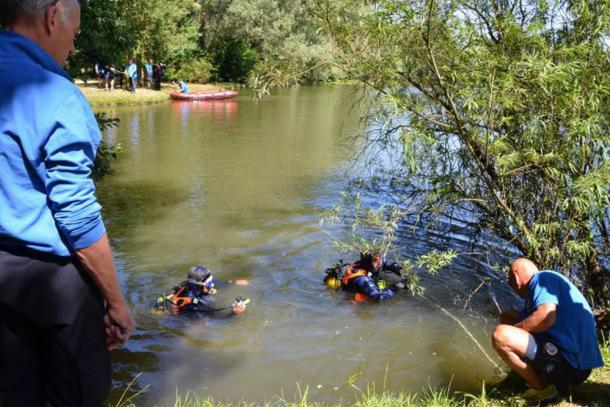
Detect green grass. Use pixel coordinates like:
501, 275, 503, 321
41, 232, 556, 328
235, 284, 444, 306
119, 339, 607, 407
78, 81, 228, 108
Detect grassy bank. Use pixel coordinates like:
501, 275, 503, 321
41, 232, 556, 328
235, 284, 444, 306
113, 341, 608, 407
79, 80, 229, 108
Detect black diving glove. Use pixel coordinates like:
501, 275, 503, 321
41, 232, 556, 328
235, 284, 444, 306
384, 262, 404, 275
390, 281, 407, 291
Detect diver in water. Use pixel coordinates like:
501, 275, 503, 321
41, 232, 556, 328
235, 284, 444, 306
157, 265, 249, 317
324, 252, 408, 302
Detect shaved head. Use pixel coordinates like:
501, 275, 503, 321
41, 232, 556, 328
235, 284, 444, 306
508, 258, 539, 297
511, 258, 538, 276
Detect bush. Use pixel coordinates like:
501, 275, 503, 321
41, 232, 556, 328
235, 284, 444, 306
93, 113, 121, 181
165, 58, 213, 83
212, 37, 258, 83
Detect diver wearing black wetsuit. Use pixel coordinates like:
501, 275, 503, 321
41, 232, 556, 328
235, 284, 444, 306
158, 265, 247, 317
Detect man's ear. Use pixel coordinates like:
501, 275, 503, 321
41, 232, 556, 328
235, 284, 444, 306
44, 3, 60, 35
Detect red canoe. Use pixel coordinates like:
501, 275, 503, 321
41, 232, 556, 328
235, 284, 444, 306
170, 89, 238, 101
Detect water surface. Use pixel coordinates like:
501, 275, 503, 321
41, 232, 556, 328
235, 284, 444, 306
97, 86, 510, 405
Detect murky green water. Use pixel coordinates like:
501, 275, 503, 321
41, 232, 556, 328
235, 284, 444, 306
96, 86, 506, 405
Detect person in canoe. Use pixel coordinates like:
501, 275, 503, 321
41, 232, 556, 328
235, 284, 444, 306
175, 79, 190, 94
156, 265, 249, 317
324, 251, 409, 302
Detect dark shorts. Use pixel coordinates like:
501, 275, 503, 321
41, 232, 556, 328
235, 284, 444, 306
0, 247, 110, 407
525, 335, 591, 387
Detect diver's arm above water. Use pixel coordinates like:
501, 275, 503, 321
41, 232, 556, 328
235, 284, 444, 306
189, 295, 248, 318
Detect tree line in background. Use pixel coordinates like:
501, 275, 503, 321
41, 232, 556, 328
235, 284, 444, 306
72, 0, 336, 84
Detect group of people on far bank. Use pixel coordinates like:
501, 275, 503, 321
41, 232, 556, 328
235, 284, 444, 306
95, 59, 166, 92
0, 0, 605, 406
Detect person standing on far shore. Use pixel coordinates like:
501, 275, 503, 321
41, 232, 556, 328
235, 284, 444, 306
127, 58, 138, 92
145, 59, 153, 88
0, 1, 135, 405
104, 63, 115, 91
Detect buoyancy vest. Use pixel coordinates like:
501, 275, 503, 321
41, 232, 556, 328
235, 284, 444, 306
342, 263, 373, 303
165, 284, 206, 313
342, 263, 368, 286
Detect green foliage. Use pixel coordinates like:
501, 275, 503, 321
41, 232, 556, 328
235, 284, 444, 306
165, 58, 213, 83
75, 0, 201, 74
308, 0, 610, 307
321, 192, 404, 258
416, 251, 459, 276
93, 113, 121, 181
74, 0, 135, 71
72, 0, 337, 87
201, 0, 336, 88
211, 37, 258, 82
130, 0, 202, 66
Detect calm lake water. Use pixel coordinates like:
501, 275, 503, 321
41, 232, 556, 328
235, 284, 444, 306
96, 85, 513, 405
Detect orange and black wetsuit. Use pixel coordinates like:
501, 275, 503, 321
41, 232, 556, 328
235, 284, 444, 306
342, 262, 396, 302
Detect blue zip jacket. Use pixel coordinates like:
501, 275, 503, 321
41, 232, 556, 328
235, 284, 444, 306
0, 30, 106, 256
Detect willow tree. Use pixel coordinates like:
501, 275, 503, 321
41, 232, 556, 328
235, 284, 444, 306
303, 0, 610, 307
198, 0, 336, 84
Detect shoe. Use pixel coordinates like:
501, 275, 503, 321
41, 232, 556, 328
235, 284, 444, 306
519, 384, 558, 403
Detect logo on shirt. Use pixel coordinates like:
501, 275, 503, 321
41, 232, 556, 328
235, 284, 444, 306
544, 342, 559, 356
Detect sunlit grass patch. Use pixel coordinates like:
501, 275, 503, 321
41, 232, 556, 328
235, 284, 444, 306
78, 81, 224, 108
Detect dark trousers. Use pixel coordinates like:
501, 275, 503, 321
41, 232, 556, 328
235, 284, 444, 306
0, 247, 110, 407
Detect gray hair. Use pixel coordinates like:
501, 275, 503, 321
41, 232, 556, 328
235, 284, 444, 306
0, 0, 80, 27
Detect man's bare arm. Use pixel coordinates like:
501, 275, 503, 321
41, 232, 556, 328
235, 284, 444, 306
76, 234, 135, 350
514, 303, 556, 333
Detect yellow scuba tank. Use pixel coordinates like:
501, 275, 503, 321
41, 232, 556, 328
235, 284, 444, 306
324, 275, 342, 289
324, 261, 348, 289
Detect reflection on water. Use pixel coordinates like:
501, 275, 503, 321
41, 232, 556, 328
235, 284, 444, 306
96, 86, 506, 406
170, 99, 239, 119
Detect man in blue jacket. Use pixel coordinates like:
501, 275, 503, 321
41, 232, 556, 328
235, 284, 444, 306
492, 258, 604, 402
0, 1, 135, 406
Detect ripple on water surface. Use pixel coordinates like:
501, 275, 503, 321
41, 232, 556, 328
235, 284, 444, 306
97, 86, 508, 405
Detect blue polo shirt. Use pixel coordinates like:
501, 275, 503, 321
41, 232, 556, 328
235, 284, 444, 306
178, 81, 190, 94
523, 270, 604, 370
0, 30, 106, 256
127, 63, 137, 78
